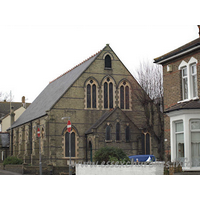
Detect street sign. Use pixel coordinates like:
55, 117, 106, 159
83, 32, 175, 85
37, 127, 40, 137
67, 120, 71, 133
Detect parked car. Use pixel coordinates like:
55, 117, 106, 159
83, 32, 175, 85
129, 155, 156, 162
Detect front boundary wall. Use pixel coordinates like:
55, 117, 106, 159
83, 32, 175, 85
0, 164, 74, 175
1, 163, 166, 175
76, 162, 165, 175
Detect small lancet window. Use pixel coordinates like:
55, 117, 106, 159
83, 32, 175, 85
106, 125, 111, 140
125, 126, 130, 142
116, 122, 120, 141
105, 55, 112, 69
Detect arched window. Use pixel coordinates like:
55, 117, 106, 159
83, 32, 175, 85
116, 122, 120, 141
105, 55, 111, 69
104, 82, 108, 108
65, 131, 76, 157
106, 125, 111, 140
92, 84, 96, 108
87, 84, 91, 108
125, 86, 129, 109
86, 79, 97, 109
119, 81, 130, 110
109, 82, 113, 108
125, 126, 130, 142
103, 77, 115, 109
120, 86, 124, 109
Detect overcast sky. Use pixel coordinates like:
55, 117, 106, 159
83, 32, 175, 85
0, 1, 199, 103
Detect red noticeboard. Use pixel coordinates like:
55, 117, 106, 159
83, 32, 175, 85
37, 128, 40, 137
67, 120, 71, 133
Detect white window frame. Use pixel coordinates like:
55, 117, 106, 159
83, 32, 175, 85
190, 119, 200, 167
182, 67, 188, 100
174, 121, 185, 162
191, 64, 198, 98
178, 57, 198, 102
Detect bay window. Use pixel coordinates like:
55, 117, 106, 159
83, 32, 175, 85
191, 120, 200, 167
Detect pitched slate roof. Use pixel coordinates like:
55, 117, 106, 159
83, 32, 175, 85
154, 37, 200, 64
85, 108, 117, 134
165, 99, 200, 113
0, 102, 29, 119
85, 107, 141, 134
11, 51, 101, 129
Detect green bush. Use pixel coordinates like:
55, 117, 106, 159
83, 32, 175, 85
93, 147, 130, 164
3, 156, 23, 166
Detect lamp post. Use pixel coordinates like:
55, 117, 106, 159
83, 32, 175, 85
62, 117, 72, 175
37, 127, 42, 175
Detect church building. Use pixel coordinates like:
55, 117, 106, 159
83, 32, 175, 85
10, 44, 161, 166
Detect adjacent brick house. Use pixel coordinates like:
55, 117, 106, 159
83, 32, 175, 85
154, 26, 200, 171
10, 44, 161, 166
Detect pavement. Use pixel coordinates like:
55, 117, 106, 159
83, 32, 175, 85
0, 169, 22, 175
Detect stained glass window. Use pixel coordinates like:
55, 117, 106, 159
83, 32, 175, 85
120, 86, 124, 109
104, 82, 108, 108
116, 122, 120, 140
106, 125, 111, 140
109, 82, 113, 108
87, 84, 91, 108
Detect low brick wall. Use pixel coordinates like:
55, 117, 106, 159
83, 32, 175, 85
23, 165, 50, 175
0, 163, 4, 170
1, 164, 74, 175
76, 162, 165, 175
22, 165, 73, 175
4, 165, 23, 174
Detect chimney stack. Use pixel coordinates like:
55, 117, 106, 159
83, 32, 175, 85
198, 25, 200, 37
10, 106, 15, 125
22, 96, 25, 104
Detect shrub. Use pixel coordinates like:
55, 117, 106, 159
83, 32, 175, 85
93, 147, 130, 164
3, 156, 23, 166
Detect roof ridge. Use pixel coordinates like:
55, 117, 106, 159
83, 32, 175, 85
154, 37, 200, 62
49, 50, 102, 84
